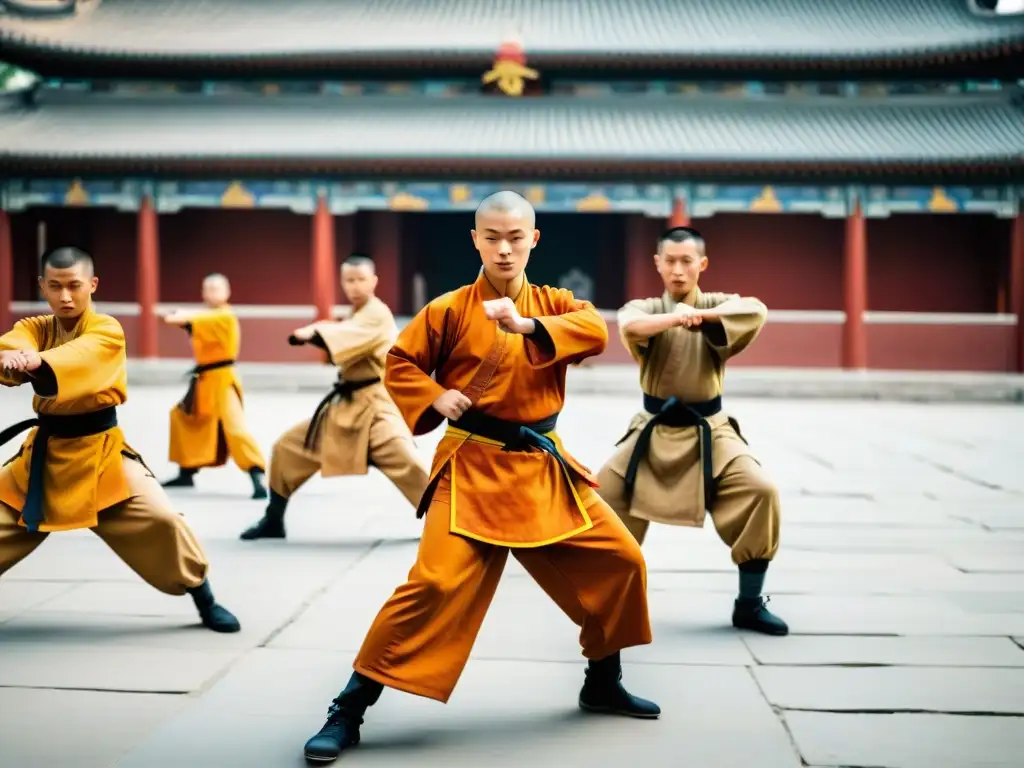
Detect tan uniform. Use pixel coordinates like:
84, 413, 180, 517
269, 297, 428, 505
0, 310, 207, 594
596, 289, 781, 565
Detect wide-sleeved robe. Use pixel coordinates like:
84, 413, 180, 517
168, 306, 265, 472
596, 289, 781, 564
350, 272, 652, 703
0, 309, 133, 531
387, 275, 605, 547
268, 296, 427, 503
0, 308, 207, 593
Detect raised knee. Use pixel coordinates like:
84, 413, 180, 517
752, 476, 780, 507
615, 536, 647, 581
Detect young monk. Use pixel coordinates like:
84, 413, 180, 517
161, 273, 268, 499
240, 254, 429, 540
301, 192, 659, 764
595, 226, 788, 636
0, 247, 240, 633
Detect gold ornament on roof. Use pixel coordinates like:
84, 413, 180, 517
482, 37, 539, 97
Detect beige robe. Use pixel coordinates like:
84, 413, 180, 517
596, 289, 781, 564
269, 297, 428, 505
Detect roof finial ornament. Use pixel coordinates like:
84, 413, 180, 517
482, 30, 539, 97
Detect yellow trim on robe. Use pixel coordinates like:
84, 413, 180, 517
442, 426, 594, 548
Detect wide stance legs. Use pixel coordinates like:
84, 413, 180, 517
0, 457, 240, 633
302, 493, 659, 763
597, 455, 788, 636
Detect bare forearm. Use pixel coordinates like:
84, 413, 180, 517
621, 313, 681, 342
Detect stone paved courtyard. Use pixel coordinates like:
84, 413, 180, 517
1, 385, 1023, 767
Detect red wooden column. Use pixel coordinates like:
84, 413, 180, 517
1010, 211, 1024, 373
668, 195, 689, 229
842, 197, 868, 370
368, 211, 401, 311
311, 194, 336, 321
136, 195, 160, 358
625, 214, 662, 300
0, 210, 12, 332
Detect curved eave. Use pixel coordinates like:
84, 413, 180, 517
2, 156, 1021, 184
3, 43, 1024, 80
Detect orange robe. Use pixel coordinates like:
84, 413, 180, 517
351, 272, 653, 702
0, 308, 134, 531
0, 307, 208, 592
167, 306, 265, 472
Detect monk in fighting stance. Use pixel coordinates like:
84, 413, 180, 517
301, 192, 658, 763
596, 226, 788, 636
0, 247, 240, 633
240, 255, 429, 540
161, 274, 268, 499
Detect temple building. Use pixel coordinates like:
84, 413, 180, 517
0, 0, 1022, 371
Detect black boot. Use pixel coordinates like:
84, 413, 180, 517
303, 672, 383, 763
578, 652, 660, 719
732, 596, 789, 636
249, 468, 268, 500
733, 559, 788, 636
162, 468, 197, 488
187, 580, 241, 633
240, 491, 287, 540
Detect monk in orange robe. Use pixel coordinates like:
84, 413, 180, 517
161, 274, 268, 499
0, 247, 240, 633
301, 192, 658, 764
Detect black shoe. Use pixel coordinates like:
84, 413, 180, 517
162, 471, 196, 488
249, 469, 268, 500
303, 701, 361, 763
187, 581, 241, 633
240, 514, 285, 540
732, 596, 789, 636
578, 653, 660, 719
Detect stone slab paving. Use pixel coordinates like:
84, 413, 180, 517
0, 385, 1022, 767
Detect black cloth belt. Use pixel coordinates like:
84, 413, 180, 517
0, 407, 118, 533
413, 408, 563, 519
178, 359, 235, 416
624, 394, 722, 513
303, 377, 382, 452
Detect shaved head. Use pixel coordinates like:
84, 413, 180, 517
42, 246, 94, 277
658, 226, 706, 257
343, 254, 376, 274
475, 190, 536, 229
202, 273, 231, 307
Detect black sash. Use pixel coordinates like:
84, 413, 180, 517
303, 377, 382, 452
179, 359, 235, 416
624, 394, 722, 513
413, 408, 562, 519
0, 407, 118, 533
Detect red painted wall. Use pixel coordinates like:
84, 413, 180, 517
6, 207, 1018, 372
867, 214, 1009, 312
696, 214, 846, 310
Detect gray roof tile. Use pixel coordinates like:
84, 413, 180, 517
0, 92, 1021, 173
0, 0, 1022, 64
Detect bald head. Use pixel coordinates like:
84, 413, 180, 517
471, 190, 540, 284
202, 273, 231, 307
475, 190, 536, 230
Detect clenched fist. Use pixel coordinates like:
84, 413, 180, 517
0, 349, 42, 372
432, 389, 472, 420
483, 297, 536, 335
673, 303, 704, 329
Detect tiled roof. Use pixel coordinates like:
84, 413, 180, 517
0, 0, 1023, 72
1, 91, 1021, 180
